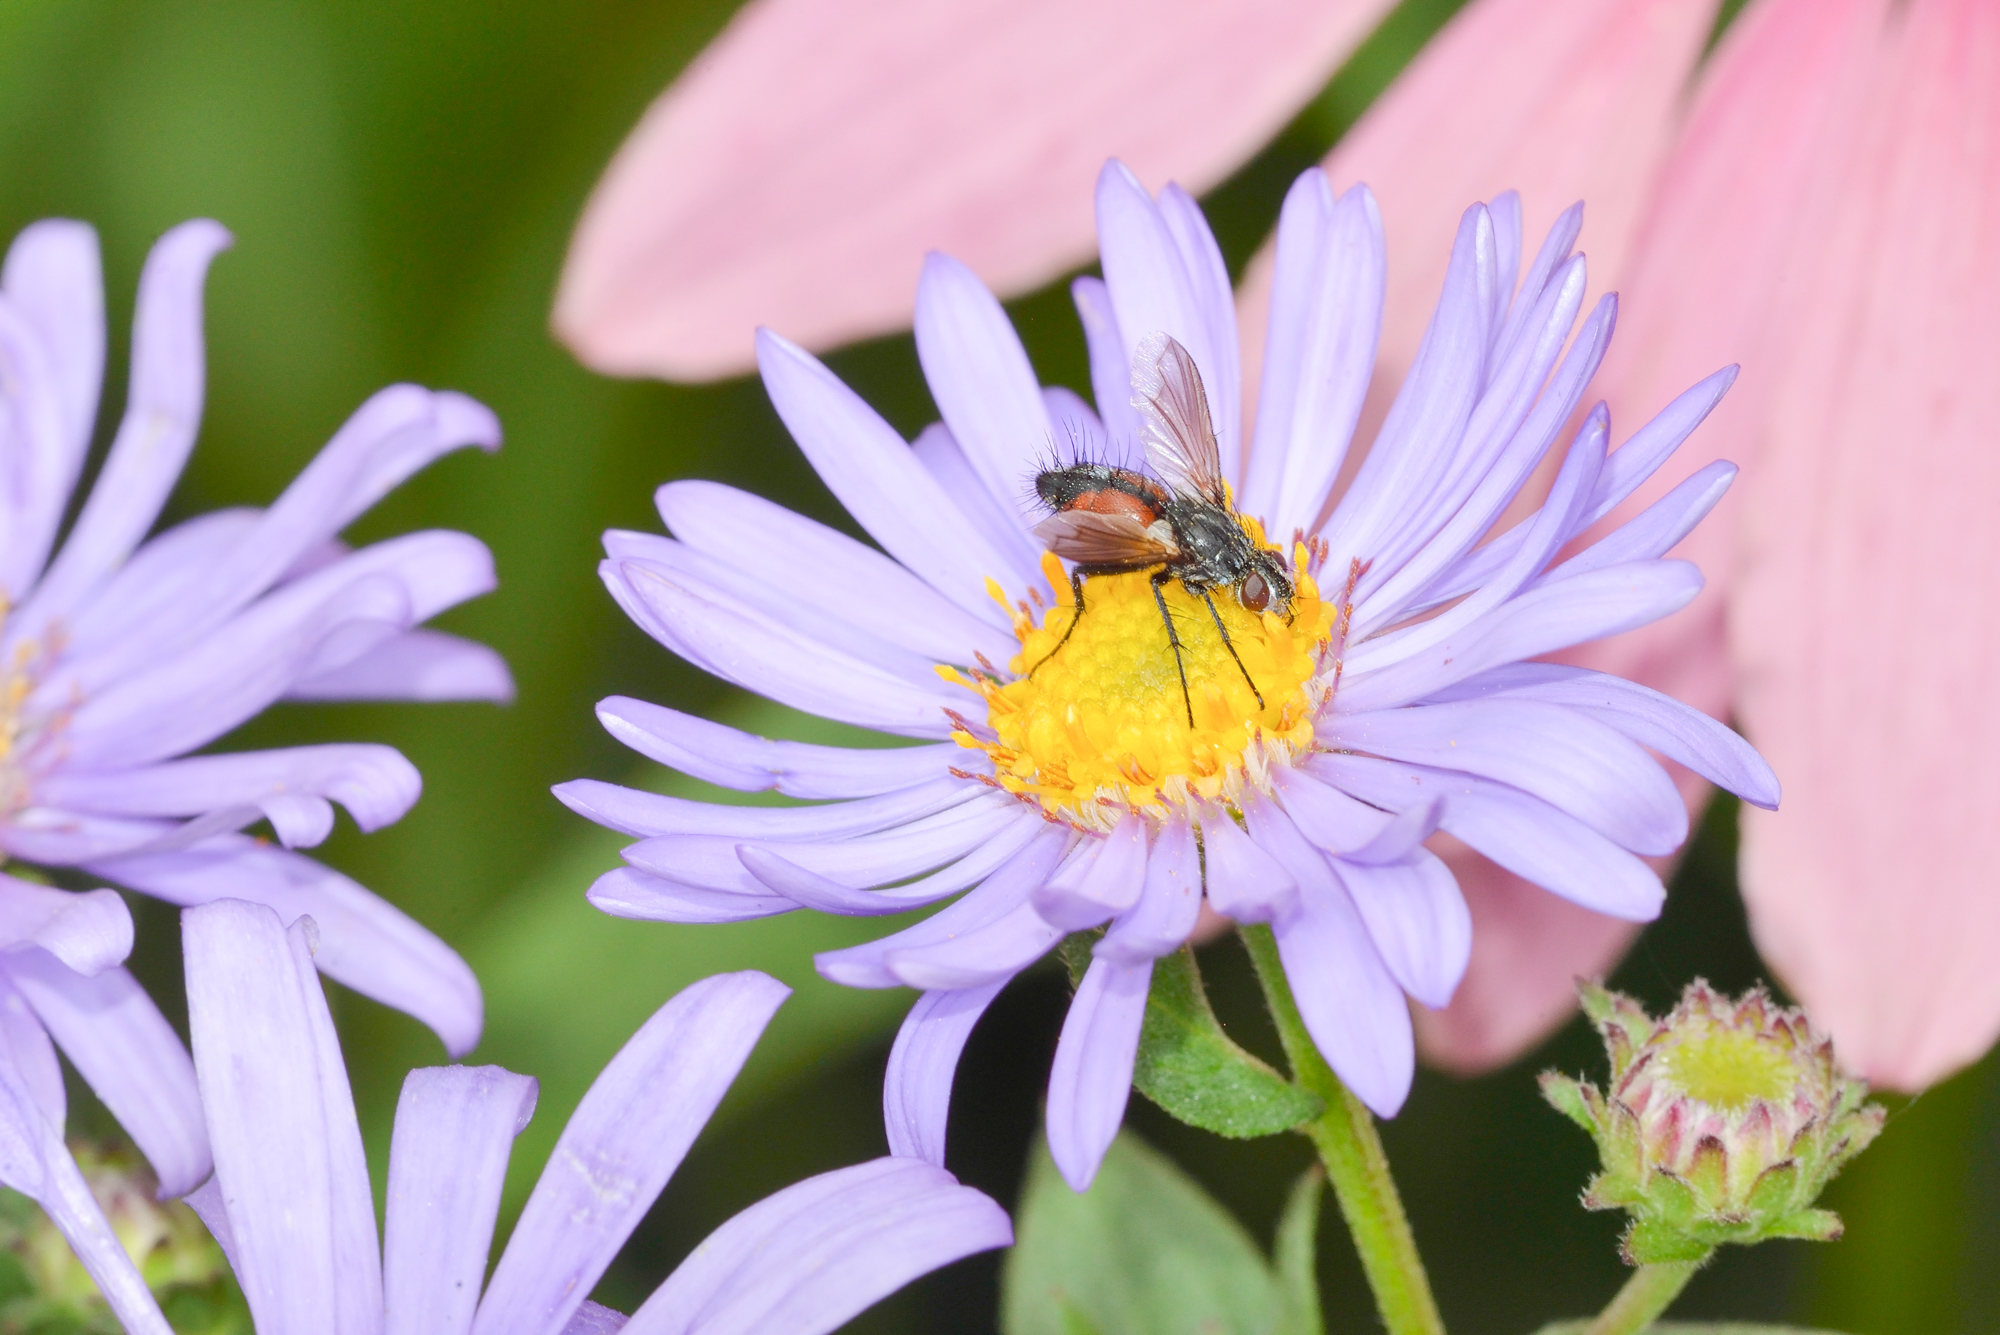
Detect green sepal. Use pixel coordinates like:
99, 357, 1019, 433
1744, 1160, 1802, 1217
1538, 1072, 1596, 1131
1130, 946, 1323, 1139
1621, 1219, 1717, 1266
1059, 932, 1098, 986
1761, 1208, 1844, 1243
1272, 1168, 1325, 1335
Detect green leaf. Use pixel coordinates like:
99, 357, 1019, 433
1002, 1131, 1280, 1335
1130, 946, 1323, 1138
1534, 1324, 1858, 1334
1273, 1167, 1326, 1335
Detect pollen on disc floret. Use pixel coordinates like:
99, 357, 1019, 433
941, 535, 1336, 831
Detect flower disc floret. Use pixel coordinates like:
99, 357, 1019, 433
945, 543, 1334, 828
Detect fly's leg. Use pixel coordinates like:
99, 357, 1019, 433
1151, 569, 1196, 727
1026, 568, 1095, 677
1201, 590, 1267, 710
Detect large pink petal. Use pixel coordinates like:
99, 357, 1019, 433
555, 0, 1396, 381
1731, 0, 2000, 1089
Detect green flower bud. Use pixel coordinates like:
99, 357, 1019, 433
1541, 980, 1885, 1266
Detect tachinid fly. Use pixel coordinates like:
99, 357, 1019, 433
1031, 332, 1295, 725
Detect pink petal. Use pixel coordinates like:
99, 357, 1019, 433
1730, 0, 2000, 1089
555, 0, 1397, 381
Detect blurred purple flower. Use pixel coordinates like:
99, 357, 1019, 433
562, 161, 1776, 1190
73, 898, 1004, 1335
0, 220, 509, 1209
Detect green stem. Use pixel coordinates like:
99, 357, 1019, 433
1240, 924, 1446, 1335
1582, 1262, 1701, 1335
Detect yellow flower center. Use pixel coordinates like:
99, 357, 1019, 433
943, 525, 1337, 830
1659, 1029, 1799, 1111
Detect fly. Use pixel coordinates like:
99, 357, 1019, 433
1030, 332, 1295, 726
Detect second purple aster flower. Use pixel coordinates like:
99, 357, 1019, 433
559, 160, 1779, 1191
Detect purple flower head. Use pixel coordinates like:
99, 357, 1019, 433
562, 161, 1780, 1191
0, 220, 508, 1213
42, 898, 1008, 1335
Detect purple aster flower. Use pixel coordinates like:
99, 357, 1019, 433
0, 219, 508, 1209
38, 897, 1008, 1335
560, 160, 1780, 1191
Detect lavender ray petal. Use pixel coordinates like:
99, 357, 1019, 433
384, 1066, 539, 1335
12, 222, 229, 642
1032, 812, 1146, 932
1328, 851, 1469, 1010
97, 836, 482, 1056
914, 252, 1061, 542
0, 302, 78, 600
909, 422, 1051, 585
0, 972, 63, 1127
1312, 752, 1665, 920
1045, 956, 1151, 1192
815, 830, 1069, 987
287, 629, 515, 703
609, 558, 958, 738
562, 1303, 629, 1334
594, 696, 952, 799
42, 744, 421, 837
50, 509, 256, 667
1272, 892, 1413, 1119
1197, 802, 1297, 923
1156, 184, 1240, 483
1335, 559, 1704, 712
884, 982, 1006, 1164
623, 1158, 1010, 1335
1270, 767, 1394, 855
587, 868, 798, 925
738, 838, 1011, 916
1097, 818, 1200, 963
553, 774, 973, 842
473, 972, 790, 1335
1070, 277, 1142, 460
0, 875, 132, 976
655, 478, 1020, 664
1542, 460, 1736, 584
7, 953, 209, 1196
183, 900, 379, 1335
1491, 202, 1581, 368
1241, 175, 1384, 539
1330, 698, 1687, 855
1485, 191, 1523, 340
1578, 365, 1738, 530
755, 329, 1015, 627
1426, 663, 1779, 809
2, 220, 104, 494
883, 901, 1066, 991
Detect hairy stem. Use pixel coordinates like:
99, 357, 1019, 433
1583, 1262, 1701, 1335
1241, 924, 1446, 1335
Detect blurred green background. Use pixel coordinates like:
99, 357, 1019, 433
2, 0, 1995, 1330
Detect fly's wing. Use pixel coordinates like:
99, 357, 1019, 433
1131, 332, 1227, 506
1032, 510, 1179, 567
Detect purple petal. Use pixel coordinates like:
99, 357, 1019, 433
815, 829, 1069, 988
6, 953, 209, 1197
12, 222, 230, 643
738, 811, 1046, 915
1341, 798, 1443, 867
1241, 175, 1383, 538
563, 1304, 629, 1335
184, 900, 379, 1335
288, 629, 515, 703
1032, 813, 1147, 932
1329, 851, 1469, 1010
884, 901, 1065, 991
1097, 819, 1200, 963
655, 478, 1018, 664
1329, 699, 1686, 855
0, 301, 79, 600
0, 971, 63, 1126
96, 836, 482, 1056
1335, 559, 1704, 713
1491, 202, 1581, 366
0, 1042, 172, 1334
42, 744, 421, 836
587, 868, 797, 925
474, 972, 790, 1335
1045, 956, 1151, 1192
913, 253, 1057, 544
1543, 460, 1736, 583
2, 220, 104, 488
384, 1065, 539, 1335
884, 982, 1006, 1165
1427, 662, 1778, 809
554, 774, 973, 841
0, 875, 132, 976
1270, 767, 1393, 854
1311, 752, 1664, 920
1272, 892, 1412, 1119
1578, 365, 1738, 530
1156, 184, 1240, 484
909, 422, 1051, 585
623, 1157, 1009, 1335
594, 696, 954, 799
1069, 277, 1142, 460
1196, 803, 1296, 923
754, 329, 1017, 627
608, 558, 959, 738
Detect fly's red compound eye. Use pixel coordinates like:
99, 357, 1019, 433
1240, 571, 1270, 613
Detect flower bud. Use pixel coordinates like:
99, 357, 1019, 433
1541, 980, 1884, 1265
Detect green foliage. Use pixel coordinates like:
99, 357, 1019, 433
1003, 1132, 1317, 1335
1131, 947, 1322, 1139
1534, 1325, 1854, 1335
